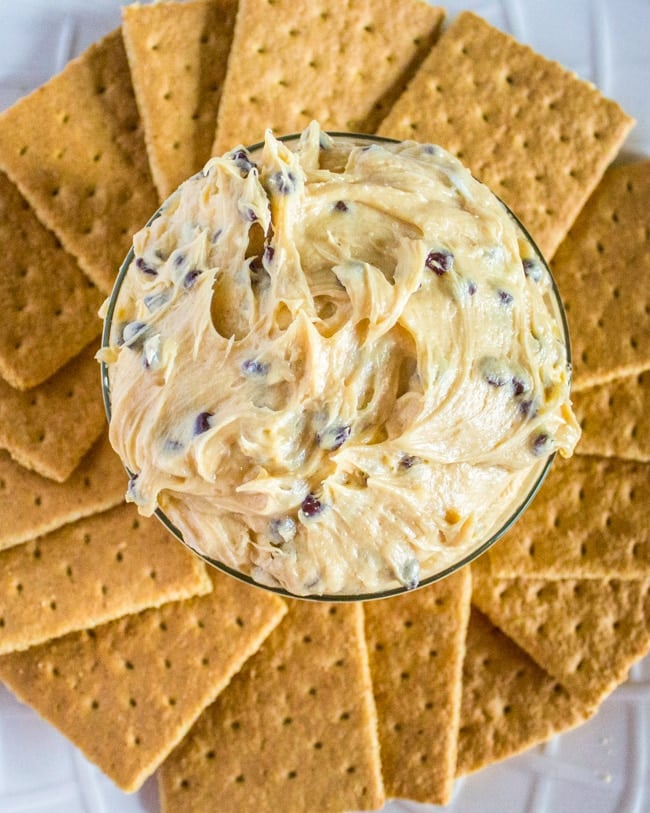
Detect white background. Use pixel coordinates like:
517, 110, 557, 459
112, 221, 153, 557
0, 2, 648, 812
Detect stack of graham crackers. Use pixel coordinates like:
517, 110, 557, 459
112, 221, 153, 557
0, 2, 647, 809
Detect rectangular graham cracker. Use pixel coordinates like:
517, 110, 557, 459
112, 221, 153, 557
0, 502, 211, 655
213, 0, 445, 153
0, 570, 286, 792
551, 161, 650, 390
0, 171, 103, 389
573, 371, 650, 461
487, 454, 650, 579
122, 0, 238, 201
378, 11, 634, 259
0, 340, 106, 482
471, 566, 650, 708
0, 30, 159, 294
457, 608, 592, 776
364, 568, 471, 805
0, 432, 125, 552
158, 601, 385, 813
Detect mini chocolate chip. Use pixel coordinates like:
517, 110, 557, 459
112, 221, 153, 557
241, 359, 269, 376
480, 356, 513, 389
301, 494, 322, 518
194, 412, 213, 435
498, 289, 514, 305
174, 253, 186, 267
399, 454, 420, 470
512, 377, 526, 396
144, 292, 169, 312
212, 228, 223, 244
425, 250, 454, 276
397, 558, 420, 590
127, 473, 139, 500
531, 432, 552, 455
523, 257, 543, 282
519, 399, 534, 417
120, 321, 148, 349
264, 245, 275, 263
468, 281, 477, 296
270, 171, 296, 195
231, 149, 256, 177
269, 517, 296, 546
318, 424, 351, 451
135, 257, 158, 276
164, 438, 184, 453
422, 144, 437, 155
243, 207, 258, 222
334, 200, 348, 212
485, 372, 508, 387
250, 258, 270, 290
183, 268, 202, 288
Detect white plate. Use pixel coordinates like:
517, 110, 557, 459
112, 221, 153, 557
0, 2, 648, 812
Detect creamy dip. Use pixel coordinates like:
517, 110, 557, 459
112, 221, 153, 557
101, 123, 580, 596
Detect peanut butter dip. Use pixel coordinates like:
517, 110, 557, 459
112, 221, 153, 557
101, 123, 580, 596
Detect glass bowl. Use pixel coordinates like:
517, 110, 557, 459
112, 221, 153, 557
101, 131, 572, 603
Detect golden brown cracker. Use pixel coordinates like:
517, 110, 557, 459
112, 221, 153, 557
0, 30, 158, 294
0, 570, 286, 792
378, 11, 634, 259
487, 454, 650, 579
213, 0, 445, 153
0, 341, 105, 482
471, 567, 650, 707
0, 432, 125, 552
573, 371, 650, 461
457, 608, 592, 776
0, 502, 211, 655
123, 0, 238, 201
158, 601, 385, 813
0, 171, 103, 389
551, 161, 650, 390
364, 569, 471, 805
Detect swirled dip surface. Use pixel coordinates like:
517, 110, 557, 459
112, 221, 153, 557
102, 123, 580, 596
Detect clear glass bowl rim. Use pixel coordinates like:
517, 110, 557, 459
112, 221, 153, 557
100, 130, 572, 603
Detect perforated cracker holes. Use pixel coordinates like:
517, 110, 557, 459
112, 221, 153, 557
379, 12, 634, 258
159, 601, 385, 813
471, 572, 650, 707
0, 571, 285, 791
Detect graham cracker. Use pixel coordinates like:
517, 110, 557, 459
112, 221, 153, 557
0, 341, 105, 482
158, 601, 385, 813
0, 502, 211, 655
457, 608, 592, 776
378, 11, 634, 259
122, 0, 238, 201
573, 371, 650, 461
213, 0, 445, 153
0, 432, 125, 552
471, 566, 650, 708
364, 568, 471, 805
0, 30, 158, 294
0, 171, 103, 389
0, 570, 286, 792
551, 161, 650, 390
487, 454, 650, 579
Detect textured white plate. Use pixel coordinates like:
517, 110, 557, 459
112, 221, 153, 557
0, 2, 648, 812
